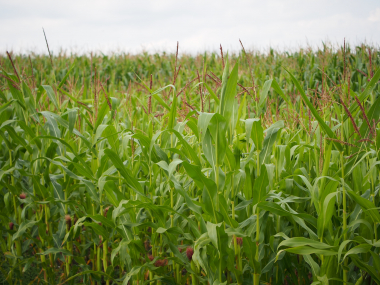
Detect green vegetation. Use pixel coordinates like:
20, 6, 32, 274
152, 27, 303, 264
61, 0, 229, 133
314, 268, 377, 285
0, 42, 380, 285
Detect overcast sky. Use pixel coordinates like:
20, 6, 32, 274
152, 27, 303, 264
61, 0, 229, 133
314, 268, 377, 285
1, 0, 380, 54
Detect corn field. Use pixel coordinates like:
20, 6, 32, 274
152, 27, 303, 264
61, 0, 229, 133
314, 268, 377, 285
0, 42, 380, 285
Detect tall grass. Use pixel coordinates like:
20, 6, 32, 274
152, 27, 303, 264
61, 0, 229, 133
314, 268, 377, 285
0, 42, 380, 285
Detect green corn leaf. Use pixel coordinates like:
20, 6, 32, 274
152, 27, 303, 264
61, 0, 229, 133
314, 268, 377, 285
57, 60, 76, 89
347, 189, 380, 223
218, 194, 238, 228
246, 118, 264, 151
12, 220, 39, 241
67, 108, 77, 135
319, 141, 332, 192
258, 201, 291, 216
62, 270, 118, 285
350, 255, 380, 283
358, 94, 380, 139
271, 79, 292, 106
17, 120, 42, 149
259, 121, 283, 165
152, 93, 170, 111
284, 68, 343, 152
32, 176, 49, 199
219, 60, 238, 126
243, 237, 260, 273
345, 68, 380, 122
89, 214, 116, 229
278, 237, 336, 250
198, 112, 215, 141
168, 92, 177, 129
104, 148, 149, 202
202, 130, 216, 168
94, 100, 110, 132
342, 244, 372, 262
42, 85, 59, 110
162, 235, 189, 265
204, 82, 220, 106
38, 248, 73, 256
172, 180, 202, 215
182, 162, 222, 223
304, 255, 320, 279
83, 222, 109, 239
0, 99, 17, 114
171, 129, 201, 166
207, 113, 228, 167
32, 135, 93, 176
280, 246, 337, 256
3, 125, 33, 154
104, 125, 120, 152
258, 79, 273, 110
156, 226, 184, 235
104, 181, 124, 207
252, 165, 269, 205
317, 191, 337, 236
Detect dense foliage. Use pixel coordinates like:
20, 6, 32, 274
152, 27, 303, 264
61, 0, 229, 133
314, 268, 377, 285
0, 43, 380, 285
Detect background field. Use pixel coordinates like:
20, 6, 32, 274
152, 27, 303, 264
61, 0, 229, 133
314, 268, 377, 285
0, 42, 380, 285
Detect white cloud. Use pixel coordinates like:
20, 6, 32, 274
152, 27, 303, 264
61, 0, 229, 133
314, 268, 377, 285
368, 8, 380, 22
0, 0, 379, 54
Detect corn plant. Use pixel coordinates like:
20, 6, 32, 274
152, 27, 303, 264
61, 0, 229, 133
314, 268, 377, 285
0, 42, 380, 285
